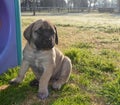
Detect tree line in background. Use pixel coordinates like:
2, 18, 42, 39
21, 0, 120, 13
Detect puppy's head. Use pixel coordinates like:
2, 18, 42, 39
24, 19, 58, 50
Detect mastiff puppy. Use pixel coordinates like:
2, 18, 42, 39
10, 19, 72, 99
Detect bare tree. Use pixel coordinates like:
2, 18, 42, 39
40, 0, 52, 7
118, 0, 120, 12
68, 0, 88, 8
21, 0, 24, 3
40, 0, 66, 7
88, 0, 98, 12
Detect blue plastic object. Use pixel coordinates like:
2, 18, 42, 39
0, 0, 22, 74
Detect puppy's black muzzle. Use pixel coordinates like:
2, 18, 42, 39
35, 37, 55, 50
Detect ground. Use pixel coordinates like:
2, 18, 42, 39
0, 13, 120, 105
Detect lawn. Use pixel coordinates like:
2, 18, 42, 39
0, 13, 120, 105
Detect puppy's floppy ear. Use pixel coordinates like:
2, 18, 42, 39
54, 25, 58, 45
23, 22, 35, 42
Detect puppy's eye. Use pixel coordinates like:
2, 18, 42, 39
35, 29, 43, 34
49, 29, 54, 34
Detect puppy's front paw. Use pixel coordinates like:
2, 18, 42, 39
9, 78, 20, 85
37, 91, 49, 99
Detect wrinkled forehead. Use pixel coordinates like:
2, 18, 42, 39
33, 20, 55, 31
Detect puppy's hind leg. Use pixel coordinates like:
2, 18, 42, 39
52, 57, 72, 90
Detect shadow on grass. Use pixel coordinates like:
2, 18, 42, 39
0, 82, 91, 105
0, 84, 37, 105
0, 82, 67, 105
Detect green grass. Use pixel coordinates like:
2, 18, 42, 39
1, 13, 120, 105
